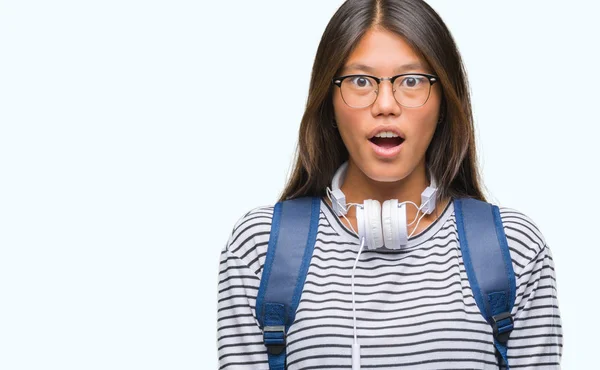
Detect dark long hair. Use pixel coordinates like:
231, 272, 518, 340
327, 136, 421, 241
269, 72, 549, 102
277, 0, 487, 204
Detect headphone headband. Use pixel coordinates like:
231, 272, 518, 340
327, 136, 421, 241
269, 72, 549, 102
329, 160, 438, 217
330, 161, 349, 216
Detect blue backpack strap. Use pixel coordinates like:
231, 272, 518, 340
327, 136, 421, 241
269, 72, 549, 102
454, 197, 517, 369
255, 196, 321, 370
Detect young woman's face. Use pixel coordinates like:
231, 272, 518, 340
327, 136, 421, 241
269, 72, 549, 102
332, 28, 442, 183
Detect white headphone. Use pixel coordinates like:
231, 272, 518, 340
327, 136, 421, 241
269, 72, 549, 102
326, 161, 438, 250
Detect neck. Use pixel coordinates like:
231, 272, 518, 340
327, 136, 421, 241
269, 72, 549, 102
339, 160, 445, 226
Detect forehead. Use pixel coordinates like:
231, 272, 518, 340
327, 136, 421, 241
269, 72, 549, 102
342, 28, 431, 74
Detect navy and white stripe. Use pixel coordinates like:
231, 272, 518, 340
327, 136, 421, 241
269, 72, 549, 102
217, 198, 563, 369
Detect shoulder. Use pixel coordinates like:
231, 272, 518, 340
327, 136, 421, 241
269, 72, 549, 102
224, 203, 275, 277
496, 205, 548, 274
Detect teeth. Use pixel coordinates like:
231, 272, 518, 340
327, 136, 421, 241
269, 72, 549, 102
374, 131, 399, 138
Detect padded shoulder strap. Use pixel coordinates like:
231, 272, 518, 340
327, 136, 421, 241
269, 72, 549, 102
256, 196, 321, 370
454, 197, 517, 369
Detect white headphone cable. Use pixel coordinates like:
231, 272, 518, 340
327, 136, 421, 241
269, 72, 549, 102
351, 235, 365, 370
326, 186, 433, 369
326, 187, 363, 369
326, 187, 361, 237
406, 195, 434, 238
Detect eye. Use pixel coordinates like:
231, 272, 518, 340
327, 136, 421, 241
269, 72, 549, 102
348, 76, 373, 89
399, 75, 425, 88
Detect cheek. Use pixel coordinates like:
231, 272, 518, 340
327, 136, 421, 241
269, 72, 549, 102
332, 87, 367, 126
411, 90, 442, 142
402, 111, 439, 155
333, 91, 361, 138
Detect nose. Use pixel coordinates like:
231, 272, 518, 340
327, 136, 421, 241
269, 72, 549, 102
372, 79, 401, 116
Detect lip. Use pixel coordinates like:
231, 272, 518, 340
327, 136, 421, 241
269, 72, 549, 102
367, 125, 406, 140
369, 139, 403, 158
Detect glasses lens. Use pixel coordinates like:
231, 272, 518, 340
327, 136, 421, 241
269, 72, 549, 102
340, 75, 378, 108
393, 75, 432, 108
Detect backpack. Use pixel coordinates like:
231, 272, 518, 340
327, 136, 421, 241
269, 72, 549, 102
256, 196, 516, 370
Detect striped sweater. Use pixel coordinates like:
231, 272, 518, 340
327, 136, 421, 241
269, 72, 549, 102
217, 197, 563, 369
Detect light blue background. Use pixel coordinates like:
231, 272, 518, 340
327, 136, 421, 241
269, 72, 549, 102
1, 1, 597, 368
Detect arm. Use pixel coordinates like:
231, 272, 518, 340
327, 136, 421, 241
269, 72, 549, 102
504, 244, 563, 369
216, 217, 271, 370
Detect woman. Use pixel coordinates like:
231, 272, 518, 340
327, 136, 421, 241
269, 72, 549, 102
217, 0, 563, 369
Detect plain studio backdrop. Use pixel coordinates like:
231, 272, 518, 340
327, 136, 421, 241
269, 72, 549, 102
0, 0, 598, 369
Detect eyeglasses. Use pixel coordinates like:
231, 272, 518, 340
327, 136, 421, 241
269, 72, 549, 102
332, 73, 439, 109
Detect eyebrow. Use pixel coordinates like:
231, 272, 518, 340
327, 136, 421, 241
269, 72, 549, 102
343, 62, 427, 75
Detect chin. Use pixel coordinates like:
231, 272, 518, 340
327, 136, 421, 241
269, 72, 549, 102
364, 162, 409, 183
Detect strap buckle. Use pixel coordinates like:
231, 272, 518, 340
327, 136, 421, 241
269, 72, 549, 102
263, 325, 286, 355
491, 312, 514, 343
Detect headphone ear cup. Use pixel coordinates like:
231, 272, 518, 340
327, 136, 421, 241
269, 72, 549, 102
363, 199, 383, 249
382, 199, 408, 249
357, 203, 366, 244
382, 199, 399, 250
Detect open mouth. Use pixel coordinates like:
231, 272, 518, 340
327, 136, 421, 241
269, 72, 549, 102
369, 136, 405, 148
